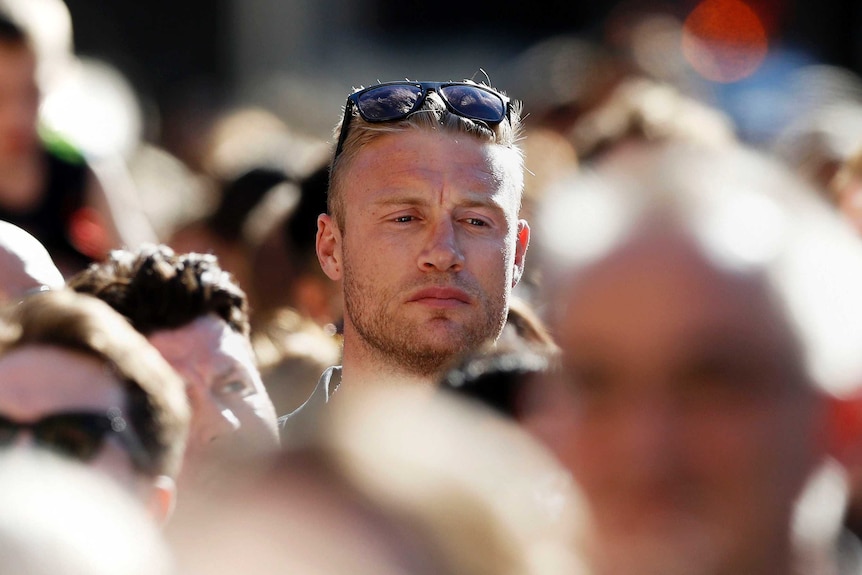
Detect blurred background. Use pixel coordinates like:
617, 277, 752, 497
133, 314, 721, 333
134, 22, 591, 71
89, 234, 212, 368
57, 0, 862, 149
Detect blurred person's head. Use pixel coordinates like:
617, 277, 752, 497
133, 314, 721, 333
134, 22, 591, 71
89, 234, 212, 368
168, 166, 295, 309
502, 34, 625, 135
441, 342, 554, 419
252, 306, 341, 417
252, 157, 343, 329
0, 219, 63, 302
498, 295, 558, 353
170, 384, 587, 575
525, 142, 862, 574
68, 244, 279, 494
0, 449, 173, 575
570, 76, 736, 165
0, 290, 189, 522
318, 80, 530, 387
0, 10, 39, 163
772, 100, 862, 193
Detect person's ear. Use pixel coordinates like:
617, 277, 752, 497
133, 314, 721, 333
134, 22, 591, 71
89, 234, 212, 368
147, 475, 177, 526
512, 220, 530, 287
317, 214, 343, 281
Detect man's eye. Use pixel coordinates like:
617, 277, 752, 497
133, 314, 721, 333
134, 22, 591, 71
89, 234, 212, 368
465, 218, 488, 226
393, 215, 415, 223
219, 380, 251, 395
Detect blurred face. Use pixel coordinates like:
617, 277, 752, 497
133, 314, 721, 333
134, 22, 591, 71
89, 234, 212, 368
0, 345, 144, 490
0, 43, 39, 160
523, 233, 827, 575
321, 130, 528, 377
148, 315, 279, 492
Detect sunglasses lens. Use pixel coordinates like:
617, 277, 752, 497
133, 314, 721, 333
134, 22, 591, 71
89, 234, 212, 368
440, 85, 506, 123
355, 84, 423, 121
36, 414, 108, 461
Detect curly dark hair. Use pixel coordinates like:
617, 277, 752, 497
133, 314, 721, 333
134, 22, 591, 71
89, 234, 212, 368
68, 244, 250, 336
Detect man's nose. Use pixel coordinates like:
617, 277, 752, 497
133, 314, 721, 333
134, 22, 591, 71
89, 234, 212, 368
418, 219, 464, 272
618, 397, 683, 476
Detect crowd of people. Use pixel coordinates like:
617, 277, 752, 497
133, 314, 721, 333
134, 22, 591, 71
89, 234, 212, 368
5, 1, 862, 574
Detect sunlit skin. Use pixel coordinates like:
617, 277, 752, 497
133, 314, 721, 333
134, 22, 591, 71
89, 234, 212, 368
148, 314, 279, 492
0, 346, 151, 493
317, 130, 529, 386
523, 230, 828, 575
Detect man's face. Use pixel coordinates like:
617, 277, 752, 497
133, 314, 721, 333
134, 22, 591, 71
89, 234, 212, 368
148, 314, 279, 491
0, 43, 38, 160
523, 233, 827, 574
324, 129, 528, 376
0, 345, 144, 490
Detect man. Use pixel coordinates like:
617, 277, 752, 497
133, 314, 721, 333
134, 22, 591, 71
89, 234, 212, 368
523, 143, 862, 575
0, 289, 189, 522
69, 244, 280, 493
0, 9, 155, 275
283, 80, 530, 437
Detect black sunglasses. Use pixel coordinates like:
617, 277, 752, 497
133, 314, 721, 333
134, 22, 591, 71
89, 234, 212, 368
0, 408, 151, 471
333, 81, 511, 160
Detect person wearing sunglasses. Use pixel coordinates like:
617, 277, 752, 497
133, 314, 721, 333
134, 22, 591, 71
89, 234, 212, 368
0, 289, 189, 523
281, 80, 530, 442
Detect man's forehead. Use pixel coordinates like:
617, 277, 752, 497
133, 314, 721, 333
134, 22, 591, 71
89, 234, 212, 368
148, 316, 255, 369
0, 345, 126, 415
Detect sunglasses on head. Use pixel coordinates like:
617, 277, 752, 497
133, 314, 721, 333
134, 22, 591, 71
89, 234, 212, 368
0, 408, 151, 471
333, 81, 511, 160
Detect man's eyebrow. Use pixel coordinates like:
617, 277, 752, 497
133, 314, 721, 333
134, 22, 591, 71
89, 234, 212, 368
459, 196, 506, 210
213, 362, 244, 381
371, 194, 427, 207
371, 194, 505, 210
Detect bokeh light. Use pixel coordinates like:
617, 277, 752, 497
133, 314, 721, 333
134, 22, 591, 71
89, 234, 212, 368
681, 0, 768, 83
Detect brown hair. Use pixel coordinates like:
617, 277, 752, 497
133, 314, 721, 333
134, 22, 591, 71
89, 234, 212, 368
69, 243, 250, 337
0, 290, 190, 477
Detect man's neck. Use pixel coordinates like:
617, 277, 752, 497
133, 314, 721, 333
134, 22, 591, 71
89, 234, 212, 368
339, 339, 443, 391
339, 358, 440, 390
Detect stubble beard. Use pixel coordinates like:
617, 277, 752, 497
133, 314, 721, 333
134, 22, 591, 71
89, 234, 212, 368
342, 259, 508, 378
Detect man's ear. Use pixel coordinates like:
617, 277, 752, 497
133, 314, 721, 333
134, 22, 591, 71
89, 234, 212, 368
316, 214, 343, 281
512, 220, 530, 287
147, 475, 176, 526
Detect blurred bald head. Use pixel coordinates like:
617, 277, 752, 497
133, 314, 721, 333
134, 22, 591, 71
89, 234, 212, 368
0, 220, 64, 302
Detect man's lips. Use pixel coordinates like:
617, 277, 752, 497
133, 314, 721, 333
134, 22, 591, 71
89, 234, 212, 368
407, 287, 472, 308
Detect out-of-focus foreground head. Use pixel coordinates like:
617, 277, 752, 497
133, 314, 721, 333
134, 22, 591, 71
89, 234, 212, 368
0, 449, 173, 575
0, 290, 189, 522
68, 244, 280, 494
0, 219, 63, 302
527, 143, 862, 575
170, 386, 589, 575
